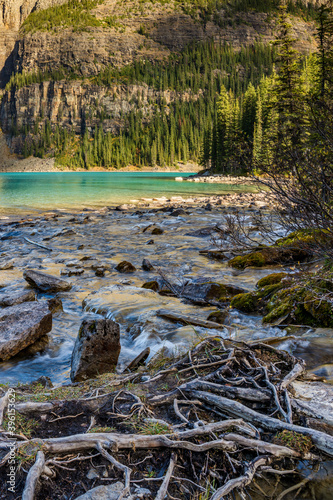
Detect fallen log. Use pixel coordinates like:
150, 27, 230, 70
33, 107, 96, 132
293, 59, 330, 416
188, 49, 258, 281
156, 309, 227, 330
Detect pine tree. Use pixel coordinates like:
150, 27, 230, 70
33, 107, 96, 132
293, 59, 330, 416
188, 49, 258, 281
272, 4, 305, 144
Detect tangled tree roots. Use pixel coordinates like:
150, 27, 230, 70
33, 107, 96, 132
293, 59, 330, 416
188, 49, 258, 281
0, 338, 331, 499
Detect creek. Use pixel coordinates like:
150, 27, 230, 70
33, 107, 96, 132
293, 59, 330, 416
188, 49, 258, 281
0, 199, 332, 386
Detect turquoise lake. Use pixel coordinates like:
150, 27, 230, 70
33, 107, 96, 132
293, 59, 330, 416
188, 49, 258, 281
0, 172, 248, 215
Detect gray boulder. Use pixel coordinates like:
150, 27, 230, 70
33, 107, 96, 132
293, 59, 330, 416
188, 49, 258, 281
0, 289, 35, 307
23, 269, 72, 292
71, 318, 121, 382
0, 302, 52, 361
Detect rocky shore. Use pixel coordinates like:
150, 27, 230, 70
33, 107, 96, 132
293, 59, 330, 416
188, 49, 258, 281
175, 172, 256, 185
0, 194, 332, 499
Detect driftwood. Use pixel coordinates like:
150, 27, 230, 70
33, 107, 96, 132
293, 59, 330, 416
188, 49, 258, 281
191, 390, 333, 456
21, 451, 46, 500
0, 338, 329, 500
210, 456, 271, 500
24, 237, 52, 252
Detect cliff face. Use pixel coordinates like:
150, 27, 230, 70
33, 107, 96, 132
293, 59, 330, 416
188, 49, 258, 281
0, 0, 318, 165
0, 0, 68, 86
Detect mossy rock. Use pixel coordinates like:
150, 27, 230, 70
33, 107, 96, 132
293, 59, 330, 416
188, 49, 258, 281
142, 281, 160, 292
231, 283, 282, 314
228, 251, 267, 269
256, 272, 288, 288
303, 295, 333, 327
228, 230, 323, 270
230, 292, 260, 313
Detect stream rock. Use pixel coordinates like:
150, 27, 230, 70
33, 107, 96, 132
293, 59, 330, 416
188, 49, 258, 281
115, 261, 136, 273
0, 289, 35, 307
70, 318, 121, 382
0, 302, 52, 360
23, 269, 72, 292
142, 259, 154, 271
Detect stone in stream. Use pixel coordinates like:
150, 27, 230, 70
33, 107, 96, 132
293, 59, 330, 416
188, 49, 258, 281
151, 227, 164, 235
169, 208, 187, 217
115, 261, 136, 273
23, 269, 72, 292
0, 260, 14, 270
142, 259, 154, 271
206, 309, 229, 324
0, 302, 52, 361
70, 318, 121, 382
0, 289, 35, 307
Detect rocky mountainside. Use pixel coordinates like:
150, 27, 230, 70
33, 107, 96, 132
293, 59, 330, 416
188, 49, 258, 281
0, 0, 318, 169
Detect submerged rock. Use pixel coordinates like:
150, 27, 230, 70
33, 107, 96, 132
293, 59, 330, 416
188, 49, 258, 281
0, 289, 35, 307
115, 261, 136, 273
70, 318, 121, 382
0, 302, 52, 361
24, 269, 72, 293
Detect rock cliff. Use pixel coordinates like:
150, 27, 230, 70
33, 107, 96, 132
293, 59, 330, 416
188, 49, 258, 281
0, 0, 319, 167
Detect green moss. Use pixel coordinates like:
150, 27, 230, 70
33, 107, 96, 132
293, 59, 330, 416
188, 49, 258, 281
231, 283, 282, 313
228, 252, 267, 270
257, 272, 288, 288
303, 295, 333, 327
230, 292, 259, 313
274, 431, 312, 454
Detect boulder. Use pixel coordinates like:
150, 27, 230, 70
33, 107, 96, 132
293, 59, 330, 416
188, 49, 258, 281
0, 302, 52, 361
23, 269, 72, 293
115, 261, 136, 273
0, 289, 35, 307
70, 318, 121, 382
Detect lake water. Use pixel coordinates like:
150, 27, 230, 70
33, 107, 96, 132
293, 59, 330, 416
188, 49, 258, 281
0, 172, 248, 215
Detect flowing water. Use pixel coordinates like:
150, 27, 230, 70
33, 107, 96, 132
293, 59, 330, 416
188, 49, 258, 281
0, 194, 332, 386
